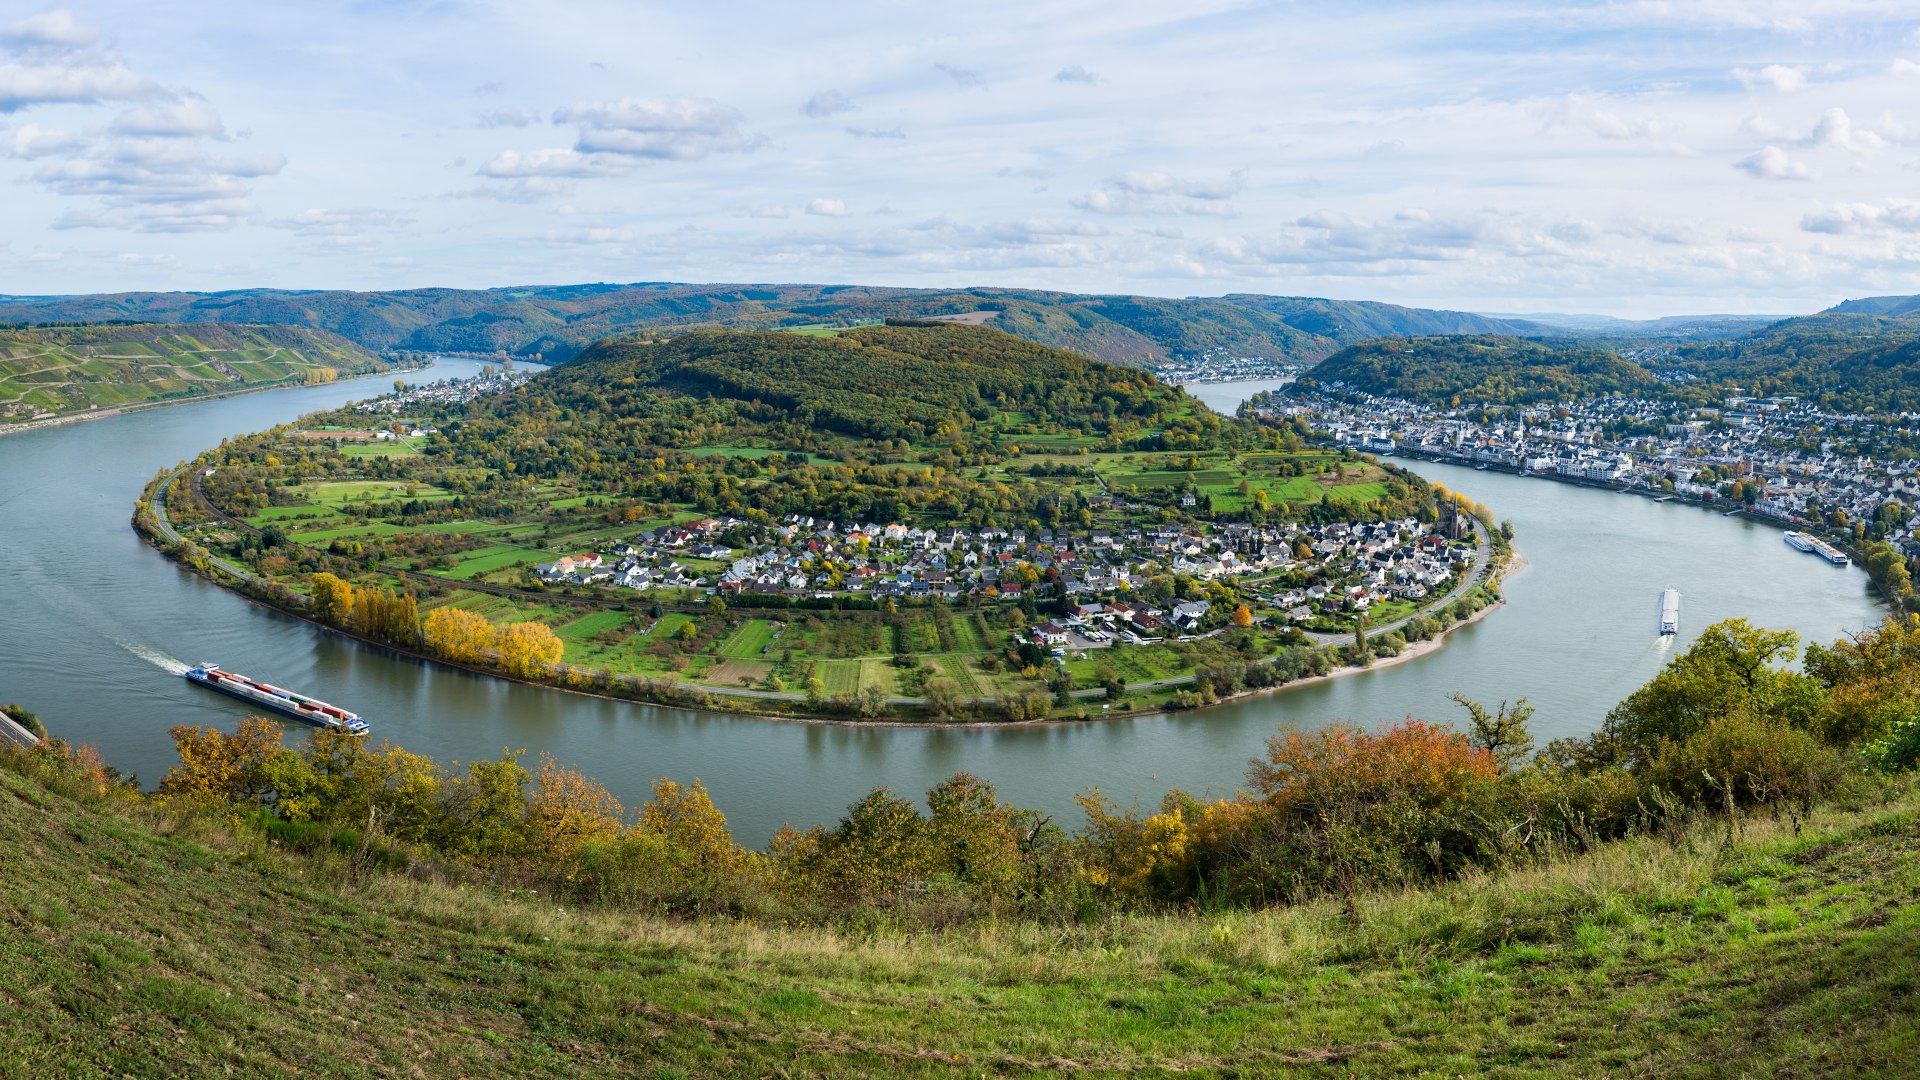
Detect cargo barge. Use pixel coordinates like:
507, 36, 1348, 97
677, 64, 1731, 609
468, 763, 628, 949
1659, 588, 1680, 636
183, 664, 370, 735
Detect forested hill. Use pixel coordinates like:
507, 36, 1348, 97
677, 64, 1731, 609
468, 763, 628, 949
0, 323, 382, 423
1825, 294, 1920, 318
548, 322, 1193, 440
0, 282, 1557, 368
1669, 312, 1920, 410
1297, 335, 1660, 405
1216, 294, 1551, 344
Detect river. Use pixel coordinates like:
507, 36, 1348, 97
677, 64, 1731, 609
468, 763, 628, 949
0, 361, 1884, 844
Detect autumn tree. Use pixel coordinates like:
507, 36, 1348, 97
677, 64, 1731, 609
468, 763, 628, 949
525, 753, 624, 861
159, 716, 290, 807
1232, 604, 1254, 628
497, 620, 564, 677
310, 572, 355, 625
423, 607, 497, 664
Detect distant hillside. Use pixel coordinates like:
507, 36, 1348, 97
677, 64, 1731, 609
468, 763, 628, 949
555, 321, 1190, 439
0, 323, 384, 423
1298, 335, 1660, 405
0, 283, 1556, 369
1673, 312, 1920, 410
1215, 294, 1552, 344
1826, 294, 1920, 319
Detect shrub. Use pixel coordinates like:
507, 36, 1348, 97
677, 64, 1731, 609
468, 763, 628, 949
1645, 712, 1851, 809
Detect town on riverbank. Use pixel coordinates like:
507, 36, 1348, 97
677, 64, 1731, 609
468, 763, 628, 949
1258, 384, 1919, 605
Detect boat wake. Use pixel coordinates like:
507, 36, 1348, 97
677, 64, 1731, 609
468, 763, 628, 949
117, 638, 190, 676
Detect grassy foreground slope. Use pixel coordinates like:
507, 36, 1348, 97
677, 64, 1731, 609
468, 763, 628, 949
0, 323, 386, 423
4, 752, 1916, 1077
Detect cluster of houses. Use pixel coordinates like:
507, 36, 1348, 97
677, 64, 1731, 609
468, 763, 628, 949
1280, 387, 1920, 552
529, 506, 1470, 643
355, 370, 531, 415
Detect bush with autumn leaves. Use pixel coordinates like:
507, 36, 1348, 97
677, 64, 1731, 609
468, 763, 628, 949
95, 614, 1920, 922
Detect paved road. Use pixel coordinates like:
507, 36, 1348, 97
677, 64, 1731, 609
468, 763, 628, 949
149, 466, 258, 582
0, 711, 40, 747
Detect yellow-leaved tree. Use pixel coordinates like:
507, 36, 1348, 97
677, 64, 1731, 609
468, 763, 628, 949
525, 753, 624, 861
310, 572, 355, 625
159, 716, 291, 808
496, 620, 564, 677
423, 606, 497, 664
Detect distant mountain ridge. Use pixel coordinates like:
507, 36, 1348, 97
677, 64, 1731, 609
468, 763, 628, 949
0, 283, 1564, 369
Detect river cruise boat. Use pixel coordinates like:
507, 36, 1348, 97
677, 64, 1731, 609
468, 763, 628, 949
184, 664, 370, 735
1658, 589, 1680, 636
1808, 537, 1850, 566
1783, 531, 1816, 552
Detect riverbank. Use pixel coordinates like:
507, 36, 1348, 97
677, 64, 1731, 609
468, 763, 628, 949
0, 359, 424, 440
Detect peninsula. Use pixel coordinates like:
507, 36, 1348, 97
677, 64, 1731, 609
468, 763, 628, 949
136, 322, 1508, 723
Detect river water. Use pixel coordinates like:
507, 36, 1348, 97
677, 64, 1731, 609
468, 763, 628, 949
0, 361, 1884, 844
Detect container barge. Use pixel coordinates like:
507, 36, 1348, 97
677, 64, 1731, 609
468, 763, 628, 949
1658, 588, 1680, 636
184, 664, 370, 735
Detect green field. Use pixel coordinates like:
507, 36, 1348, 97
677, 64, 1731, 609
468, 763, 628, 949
718, 618, 783, 658
815, 660, 861, 695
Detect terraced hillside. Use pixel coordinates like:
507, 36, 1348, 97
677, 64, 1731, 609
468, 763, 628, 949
0, 323, 387, 423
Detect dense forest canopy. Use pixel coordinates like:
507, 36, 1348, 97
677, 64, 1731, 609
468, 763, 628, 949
558, 323, 1189, 441
1296, 335, 1661, 405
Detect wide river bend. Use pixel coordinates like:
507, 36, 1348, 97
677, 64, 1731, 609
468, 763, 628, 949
0, 363, 1883, 844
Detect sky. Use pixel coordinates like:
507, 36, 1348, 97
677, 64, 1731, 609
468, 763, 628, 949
4, 1, 1920, 316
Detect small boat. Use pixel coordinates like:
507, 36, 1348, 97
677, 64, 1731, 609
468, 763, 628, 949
184, 664, 370, 735
1658, 589, 1680, 636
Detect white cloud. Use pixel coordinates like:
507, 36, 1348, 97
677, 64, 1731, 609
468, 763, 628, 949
1054, 65, 1100, 85
1803, 107, 1884, 152
800, 89, 853, 118
1733, 64, 1806, 92
1801, 198, 1920, 235
480, 107, 532, 128
273, 207, 406, 235
2, 122, 83, 158
111, 97, 225, 138
805, 197, 849, 217
741, 202, 789, 218
0, 10, 99, 50
1074, 170, 1243, 215
1734, 145, 1811, 180
555, 97, 756, 161
0, 59, 159, 112
477, 147, 632, 178
846, 125, 904, 139
1541, 94, 1670, 140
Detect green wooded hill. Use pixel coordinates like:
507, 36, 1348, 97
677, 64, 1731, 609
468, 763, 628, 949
5, 740, 1918, 1077
0, 283, 1560, 367
1671, 312, 1920, 410
0, 323, 385, 422
559, 321, 1189, 440
1297, 335, 1660, 405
